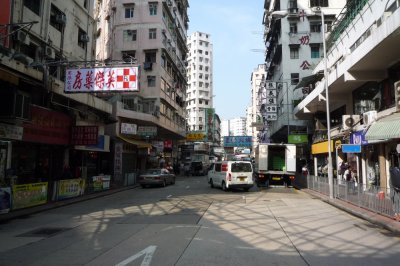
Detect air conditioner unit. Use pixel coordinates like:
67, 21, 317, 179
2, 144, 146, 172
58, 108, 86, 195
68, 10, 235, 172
311, 6, 321, 12
342, 115, 361, 130
56, 14, 67, 25
173, 7, 177, 12
45, 47, 55, 59
79, 34, 90, 42
167, 39, 172, 43
362, 110, 377, 125
14, 31, 30, 45
167, 0, 172, 6
162, 29, 166, 34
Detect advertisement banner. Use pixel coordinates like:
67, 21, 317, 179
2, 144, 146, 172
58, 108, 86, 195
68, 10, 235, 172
223, 136, 252, 147
92, 175, 111, 191
71, 126, 98, 145
0, 187, 11, 213
23, 106, 71, 145
288, 134, 308, 144
65, 67, 139, 92
186, 132, 206, 141
12, 182, 48, 210
56, 179, 85, 200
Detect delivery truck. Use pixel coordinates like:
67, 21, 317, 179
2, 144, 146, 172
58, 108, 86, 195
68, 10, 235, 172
254, 143, 296, 187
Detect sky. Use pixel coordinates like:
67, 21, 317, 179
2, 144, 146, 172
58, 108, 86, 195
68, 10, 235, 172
188, 0, 265, 121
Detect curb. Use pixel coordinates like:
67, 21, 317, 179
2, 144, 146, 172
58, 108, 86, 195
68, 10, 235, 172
0, 185, 137, 223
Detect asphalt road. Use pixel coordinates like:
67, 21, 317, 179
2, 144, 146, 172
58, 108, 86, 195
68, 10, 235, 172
1, 175, 400, 266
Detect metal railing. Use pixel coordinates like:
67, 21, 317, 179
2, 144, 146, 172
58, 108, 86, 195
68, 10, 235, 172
305, 175, 397, 218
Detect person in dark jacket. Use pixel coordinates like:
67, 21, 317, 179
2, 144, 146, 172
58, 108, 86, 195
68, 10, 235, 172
389, 166, 400, 221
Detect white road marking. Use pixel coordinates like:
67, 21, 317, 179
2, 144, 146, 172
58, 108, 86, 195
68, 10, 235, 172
186, 186, 190, 189
115, 245, 157, 266
167, 195, 172, 198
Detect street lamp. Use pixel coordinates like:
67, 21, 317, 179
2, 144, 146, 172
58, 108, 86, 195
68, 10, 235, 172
270, 7, 334, 199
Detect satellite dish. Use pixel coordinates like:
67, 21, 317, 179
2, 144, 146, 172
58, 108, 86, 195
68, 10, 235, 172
345, 117, 354, 127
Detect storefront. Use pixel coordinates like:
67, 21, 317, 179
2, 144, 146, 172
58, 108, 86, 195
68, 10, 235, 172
311, 140, 335, 177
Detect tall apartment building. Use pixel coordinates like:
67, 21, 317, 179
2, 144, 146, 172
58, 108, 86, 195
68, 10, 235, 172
96, 0, 189, 169
186, 31, 214, 132
249, 64, 267, 152
293, 0, 400, 188
262, 0, 346, 144
0, 0, 115, 204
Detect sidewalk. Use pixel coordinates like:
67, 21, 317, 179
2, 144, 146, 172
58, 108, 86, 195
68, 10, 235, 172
0, 185, 136, 223
302, 188, 400, 234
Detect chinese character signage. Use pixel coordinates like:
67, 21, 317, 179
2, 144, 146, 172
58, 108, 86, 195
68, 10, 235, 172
71, 126, 98, 145
137, 126, 157, 136
223, 136, 252, 147
265, 82, 278, 121
121, 123, 137, 135
186, 132, 206, 141
65, 67, 138, 92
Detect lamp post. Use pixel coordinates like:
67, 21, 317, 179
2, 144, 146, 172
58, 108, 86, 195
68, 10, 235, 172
270, 7, 334, 198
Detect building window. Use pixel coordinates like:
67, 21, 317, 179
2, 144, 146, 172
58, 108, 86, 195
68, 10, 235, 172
149, 28, 157, 39
291, 73, 299, 85
24, 0, 41, 15
145, 51, 157, 63
290, 47, 299, 59
122, 50, 136, 62
311, 45, 320, 58
123, 30, 137, 41
125, 5, 134, 18
199, 126, 203, 130
147, 76, 156, 87
83, 0, 88, 9
310, 22, 321, 32
149, 2, 158, 15
289, 22, 297, 34
205, 100, 209, 105
310, 0, 329, 7
78, 28, 88, 49
325, 21, 333, 32
199, 117, 203, 121
49, 4, 65, 32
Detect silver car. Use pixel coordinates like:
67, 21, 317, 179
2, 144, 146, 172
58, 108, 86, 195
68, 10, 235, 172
138, 168, 176, 188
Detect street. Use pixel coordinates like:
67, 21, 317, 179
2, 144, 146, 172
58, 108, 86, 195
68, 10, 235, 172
1, 175, 400, 266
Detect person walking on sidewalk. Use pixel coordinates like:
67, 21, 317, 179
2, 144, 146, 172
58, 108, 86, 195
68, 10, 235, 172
390, 166, 400, 221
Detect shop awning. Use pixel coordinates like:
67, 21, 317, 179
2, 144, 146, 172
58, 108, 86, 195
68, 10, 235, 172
365, 113, 400, 140
118, 135, 152, 148
293, 72, 324, 90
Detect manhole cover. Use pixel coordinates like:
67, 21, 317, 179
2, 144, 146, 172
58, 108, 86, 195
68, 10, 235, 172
17, 227, 71, 238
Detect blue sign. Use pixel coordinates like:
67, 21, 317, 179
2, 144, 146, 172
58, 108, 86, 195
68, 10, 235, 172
351, 130, 368, 145
342, 144, 361, 153
223, 136, 252, 147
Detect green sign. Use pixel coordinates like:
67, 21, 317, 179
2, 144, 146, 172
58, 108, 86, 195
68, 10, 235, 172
288, 134, 308, 144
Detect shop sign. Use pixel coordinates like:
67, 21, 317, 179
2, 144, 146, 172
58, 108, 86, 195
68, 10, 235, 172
65, 66, 138, 92
0, 123, 23, 140
186, 132, 206, 141
71, 126, 98, 145
92, 175, 111, 191
164, 140, 172, 150
224, 136, 252, 147
121, 123, 137, 135
288, 134, 308, 144
12, 182, 48, 210
151, 141, 164, 153
56, 179, 85, 200
137, 126, 157, 136
114, 143, 123, 181
311, 140, 334, 154
23, 106, 71, 145
351, 131, 368, 145
342, 144, 361, 153
75, 135, 110, 152
0, 187, 11, 213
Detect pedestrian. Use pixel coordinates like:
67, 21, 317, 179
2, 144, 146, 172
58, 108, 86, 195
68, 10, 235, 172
389, 166, 400, 221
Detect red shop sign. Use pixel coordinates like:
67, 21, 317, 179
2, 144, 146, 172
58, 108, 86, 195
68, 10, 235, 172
71, 126, 98, 145
23, 105, 72, 145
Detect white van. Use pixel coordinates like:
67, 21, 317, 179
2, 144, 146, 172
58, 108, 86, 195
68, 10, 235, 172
207, 161, 254, 191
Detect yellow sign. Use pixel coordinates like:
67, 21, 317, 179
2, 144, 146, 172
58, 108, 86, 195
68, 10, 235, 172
12, 182, 48, 210
186, 133, 206, 141
312, 140, 334, 154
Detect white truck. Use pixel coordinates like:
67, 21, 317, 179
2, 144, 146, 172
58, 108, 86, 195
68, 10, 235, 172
254, 143, 296, 187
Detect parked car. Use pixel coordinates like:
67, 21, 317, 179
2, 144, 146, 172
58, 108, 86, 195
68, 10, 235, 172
138, 168, 175, 188
207, 161, 254, 191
